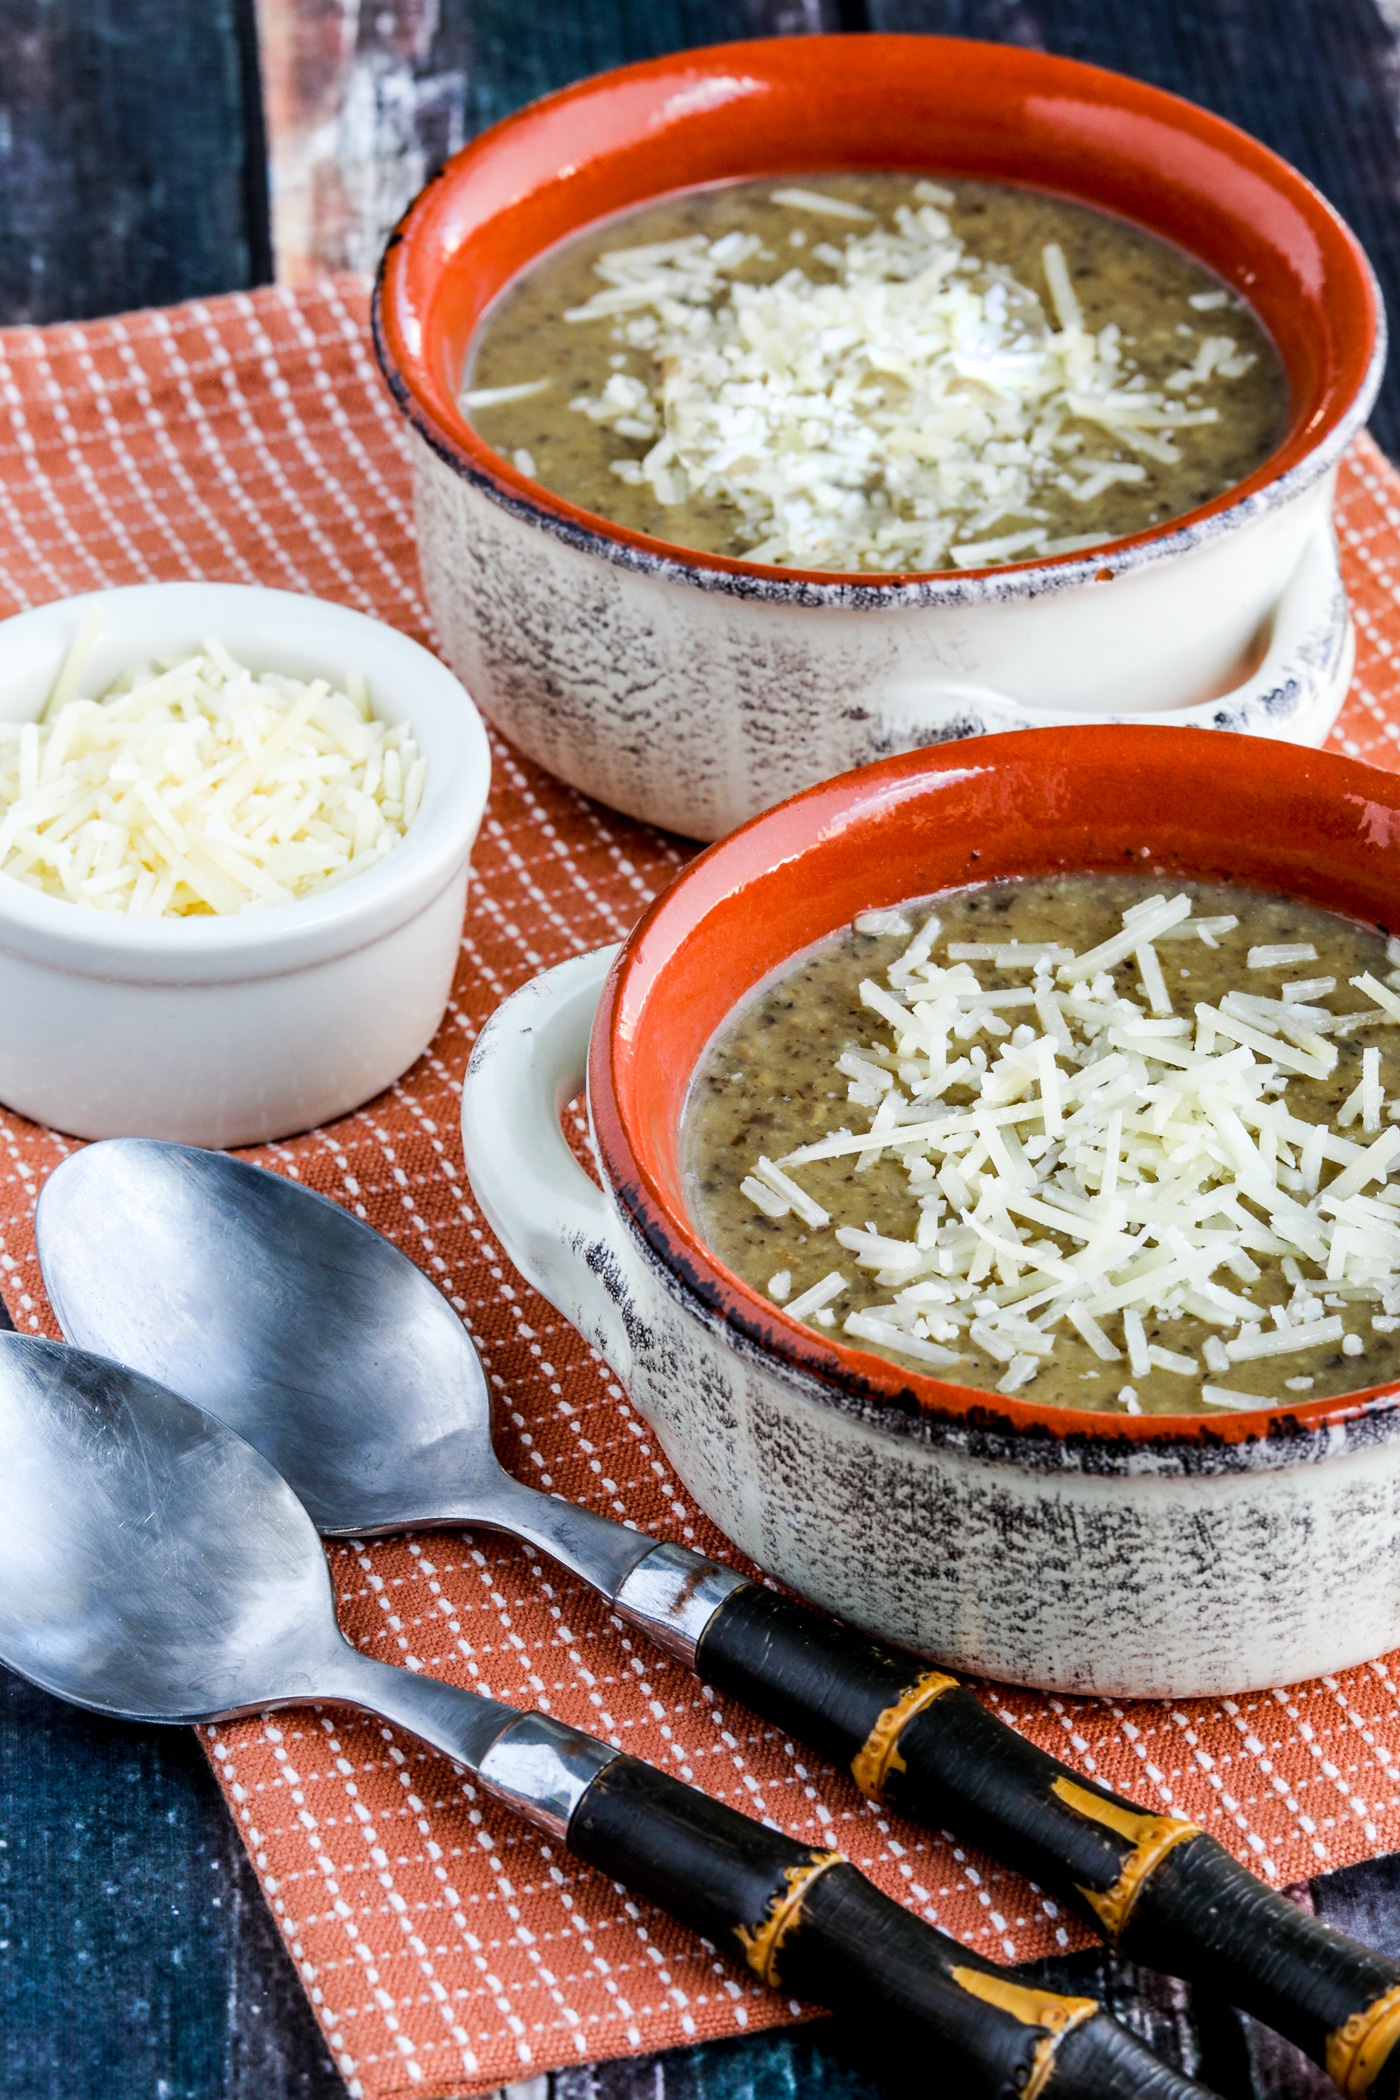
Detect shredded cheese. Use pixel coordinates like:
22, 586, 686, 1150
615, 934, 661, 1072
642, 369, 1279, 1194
0, 637, 424, 917
553, 189, 1260, 572
741, 893, 1400, 1410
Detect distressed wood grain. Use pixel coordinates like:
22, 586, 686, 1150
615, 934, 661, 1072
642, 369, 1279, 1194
255, 0, 847, 284
0, 0, 270, 323
0, 1666, 343, 2100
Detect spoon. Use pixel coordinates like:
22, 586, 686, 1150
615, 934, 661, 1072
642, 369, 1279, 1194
37, 1140, 1400, 2097
0, 1330, 1207, 2100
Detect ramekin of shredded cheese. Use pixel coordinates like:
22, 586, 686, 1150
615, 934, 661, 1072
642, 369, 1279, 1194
0, 621, 426, 917
0, 584, 490, 1146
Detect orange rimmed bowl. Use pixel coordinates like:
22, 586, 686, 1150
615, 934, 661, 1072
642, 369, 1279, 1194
378, 36, 1382, 841
463, 726, 1400, 1698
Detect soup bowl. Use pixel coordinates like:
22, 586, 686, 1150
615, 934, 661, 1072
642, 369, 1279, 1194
378, 36, 1381, 841
463, 726, 1400, 1699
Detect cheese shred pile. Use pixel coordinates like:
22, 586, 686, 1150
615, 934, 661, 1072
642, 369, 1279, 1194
0, 630, 424, 917
559, 183, 1258, 572
743, 896, 1400, 1411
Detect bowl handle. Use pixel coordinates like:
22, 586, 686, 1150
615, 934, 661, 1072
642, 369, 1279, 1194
870, 517, 1350, 747
461, 946, 635, 1386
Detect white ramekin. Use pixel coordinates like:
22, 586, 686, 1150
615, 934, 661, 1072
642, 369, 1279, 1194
0, 583, 490, 1147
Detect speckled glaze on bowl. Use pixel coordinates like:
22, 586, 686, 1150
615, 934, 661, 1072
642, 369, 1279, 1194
463, 726, 1400, 1698
378, 36, 1383, 841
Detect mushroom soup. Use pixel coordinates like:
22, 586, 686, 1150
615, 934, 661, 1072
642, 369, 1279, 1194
682, 875, 1400, 1415
464, 174, 1287, 573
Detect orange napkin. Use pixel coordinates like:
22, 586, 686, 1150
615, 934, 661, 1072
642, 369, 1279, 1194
2, 279, 1400, 2098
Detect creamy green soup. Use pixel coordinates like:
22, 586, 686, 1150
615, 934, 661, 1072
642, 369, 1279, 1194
465, 173, 1287, 573
683, 875, 1400, 1416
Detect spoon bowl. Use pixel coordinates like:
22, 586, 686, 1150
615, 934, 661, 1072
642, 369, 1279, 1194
42, 1150, 650, 1587
0, 1332, 506, 1763
39, 1139, 649, 1591
39, 1150, 650, 1587
0, 1336, 339, 1718
41, 1140, 492, 1533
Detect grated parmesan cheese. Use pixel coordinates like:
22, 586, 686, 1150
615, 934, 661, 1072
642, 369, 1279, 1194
740, 892, 1400, 1411
556, 193, 1261, 571
0, 634, 424, 917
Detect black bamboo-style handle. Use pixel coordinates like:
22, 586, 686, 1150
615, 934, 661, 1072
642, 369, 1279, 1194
694, 1582, 1400, 2099
567, 1754, 1215, 2100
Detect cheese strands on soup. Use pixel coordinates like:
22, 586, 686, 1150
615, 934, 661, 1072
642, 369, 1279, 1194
465, 173, 1286, 573
683, 875, 1400, 1416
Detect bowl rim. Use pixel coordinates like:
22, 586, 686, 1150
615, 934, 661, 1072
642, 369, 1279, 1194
0, 582, 491, 984
587, 724, 1400, 1450
374, 32, 1385, 606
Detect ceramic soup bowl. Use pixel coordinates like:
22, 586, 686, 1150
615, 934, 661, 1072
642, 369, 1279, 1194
463, 726, 1400, 1699
378, 36, 1381, 842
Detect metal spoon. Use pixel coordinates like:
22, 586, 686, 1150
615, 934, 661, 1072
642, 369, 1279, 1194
37, 1141, 1400, 2099
0, 1330, 1206, 2100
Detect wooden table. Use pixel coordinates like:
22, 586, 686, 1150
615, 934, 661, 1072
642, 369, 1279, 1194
3, 4, 1400, 2094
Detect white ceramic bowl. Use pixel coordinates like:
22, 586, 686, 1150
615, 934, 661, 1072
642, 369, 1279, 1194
464, 727, 1400, 1699
377, 37, 1384, 840
0, 583, 490, 1147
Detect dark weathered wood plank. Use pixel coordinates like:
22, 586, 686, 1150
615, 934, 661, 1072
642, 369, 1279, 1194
0, 1667, 343, 2100
1313, 1847, 1400, 1961
0, 0, 270, 324
461, 0, 845, 136
258, 0, 849, 283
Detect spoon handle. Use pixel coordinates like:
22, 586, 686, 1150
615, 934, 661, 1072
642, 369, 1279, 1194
472, 1713, 1212, 2099
338, 1668, 1207, 2093
686, 1576, 1400, 2096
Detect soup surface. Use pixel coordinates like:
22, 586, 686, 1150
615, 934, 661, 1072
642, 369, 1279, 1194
683, 875, 1400, 1414
465, 173, 1287, 573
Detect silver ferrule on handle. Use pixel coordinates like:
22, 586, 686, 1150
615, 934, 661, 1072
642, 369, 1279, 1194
476, 1711, 620, 1841
611, 1541, 748, 1666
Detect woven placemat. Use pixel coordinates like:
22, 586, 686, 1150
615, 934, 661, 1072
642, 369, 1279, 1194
3, 280, 1400, 2098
